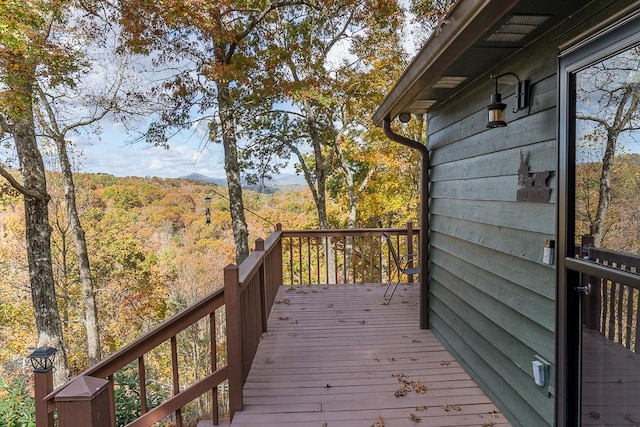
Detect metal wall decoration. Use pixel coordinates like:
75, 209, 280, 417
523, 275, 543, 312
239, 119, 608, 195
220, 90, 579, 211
517, 151, 551, 203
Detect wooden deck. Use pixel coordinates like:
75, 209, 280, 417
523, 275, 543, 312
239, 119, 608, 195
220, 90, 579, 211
581, 328, 640, 425
229, 283, 511, 426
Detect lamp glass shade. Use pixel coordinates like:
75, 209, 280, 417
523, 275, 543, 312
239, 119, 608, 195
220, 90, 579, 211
27, 347, 57, 372
487, 93, 507, 128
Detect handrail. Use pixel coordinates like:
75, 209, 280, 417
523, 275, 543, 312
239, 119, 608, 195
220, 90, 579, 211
35, 224, 417, 427
573, 239, 640, 353
282, 225, 419, 285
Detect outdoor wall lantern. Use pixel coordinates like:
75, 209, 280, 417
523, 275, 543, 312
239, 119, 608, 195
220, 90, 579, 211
204, 196, 212, 224
27, 346, 57, 372
487, 72, 529, 128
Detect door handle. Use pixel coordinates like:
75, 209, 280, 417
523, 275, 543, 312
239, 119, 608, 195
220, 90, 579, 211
574, 283, 591, 295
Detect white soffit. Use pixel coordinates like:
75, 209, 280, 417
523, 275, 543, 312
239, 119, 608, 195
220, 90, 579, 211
486, 14, 552, 42
432, 76, 468, 89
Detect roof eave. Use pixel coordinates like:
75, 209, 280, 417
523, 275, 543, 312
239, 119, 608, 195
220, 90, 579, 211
372, 0, 520, 126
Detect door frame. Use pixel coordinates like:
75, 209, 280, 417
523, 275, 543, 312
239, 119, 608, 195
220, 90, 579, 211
557, 13, 640, 427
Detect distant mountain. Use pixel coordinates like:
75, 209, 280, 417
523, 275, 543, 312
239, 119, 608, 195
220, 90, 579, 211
181, 173, 227, 186
268, 173, 307, 187
180, 172, 307, 188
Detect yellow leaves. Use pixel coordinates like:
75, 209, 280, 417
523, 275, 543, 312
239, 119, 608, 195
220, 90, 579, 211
408, 412, 421, 422
394, 384, 411, 397
265, 358, 274, 365
416, 405, 427, 412
393, 373, 427, 396
370, 415, 384, 427
441, 404, 461, 412
440, 361, 451, 366
413, 380, 427, 394
287, 332, 297, 337
278, 316, 289, 321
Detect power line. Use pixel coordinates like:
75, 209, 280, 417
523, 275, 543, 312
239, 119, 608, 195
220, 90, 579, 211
205, 187, 276, 229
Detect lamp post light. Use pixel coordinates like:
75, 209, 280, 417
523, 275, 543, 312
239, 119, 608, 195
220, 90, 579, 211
28, 347, 57, 427
204, 195, 212, 224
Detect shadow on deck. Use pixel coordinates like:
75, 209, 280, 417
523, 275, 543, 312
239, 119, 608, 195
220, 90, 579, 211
229, 283, 511, 427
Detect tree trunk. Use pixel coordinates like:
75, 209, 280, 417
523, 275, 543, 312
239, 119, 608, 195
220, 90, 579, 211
13, 116, 70, 386
590, 130, 617, 247
55, 136, 102, 365
216, 81, 249, 263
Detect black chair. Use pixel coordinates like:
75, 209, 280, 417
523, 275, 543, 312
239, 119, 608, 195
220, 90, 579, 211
382, 233, 420, 304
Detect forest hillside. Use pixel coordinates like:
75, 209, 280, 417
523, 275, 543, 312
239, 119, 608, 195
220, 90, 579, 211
0, 174, 321, 377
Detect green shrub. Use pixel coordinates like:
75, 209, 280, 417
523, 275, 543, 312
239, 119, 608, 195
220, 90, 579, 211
0, 376, 35, 427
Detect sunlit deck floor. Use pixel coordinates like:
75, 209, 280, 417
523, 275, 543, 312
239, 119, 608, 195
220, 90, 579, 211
229, 283, 511, 426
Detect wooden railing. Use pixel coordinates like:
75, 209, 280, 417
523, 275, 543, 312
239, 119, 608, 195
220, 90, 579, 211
34, 224, 418, 427
282, 223, 419, 285
577, 239, 640, 353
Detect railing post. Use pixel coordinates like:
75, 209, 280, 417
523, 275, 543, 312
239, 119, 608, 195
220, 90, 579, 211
55, 376, 111, 427
407, 221, 415, 283
224, 264, 243, 420
33, 368, 54, 427
255, 238, 268, 333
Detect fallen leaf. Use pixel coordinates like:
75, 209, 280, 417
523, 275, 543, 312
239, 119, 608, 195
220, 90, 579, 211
265, 358, 274, 365
489, 410, 500, 418
410, 357, 418, 362
481, 423, 494, 427
278, 316, 290, 321
397, 375, 411, 384
589, 411, 600, 419
312, 289, 318, 293
412, 339, 421, 343
370, 415, 384, 427
323, 384, 332, 388
440, 361, 451, 366
413, 380, 427, 394
366, 288, 372, 292
388, 356, 396, 361
359, 320, 366, 324
409, 413, 421, 422
322, 423, 328, 427
416, 405, 427, 412
374, 357, 381, 362
327, 304, 334, 308
441, 404, 461, 411
364, 308, 371, 311
395, 384, 411, 397
287, 332, 297, 337
624, 414, 640, 423
282, 298, 290, 304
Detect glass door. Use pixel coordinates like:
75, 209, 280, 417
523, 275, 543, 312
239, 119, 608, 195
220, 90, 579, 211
559, 17, 640, 426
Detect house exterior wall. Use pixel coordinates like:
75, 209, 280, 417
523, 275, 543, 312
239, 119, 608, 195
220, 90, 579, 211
424, 2, 625, 426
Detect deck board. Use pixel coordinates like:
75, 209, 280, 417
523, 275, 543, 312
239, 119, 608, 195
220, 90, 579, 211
230, 284, 511, 426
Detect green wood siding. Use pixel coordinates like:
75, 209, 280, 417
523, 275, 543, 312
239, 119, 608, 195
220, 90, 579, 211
425, 2, 630, 424
427, 71, 558, 424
